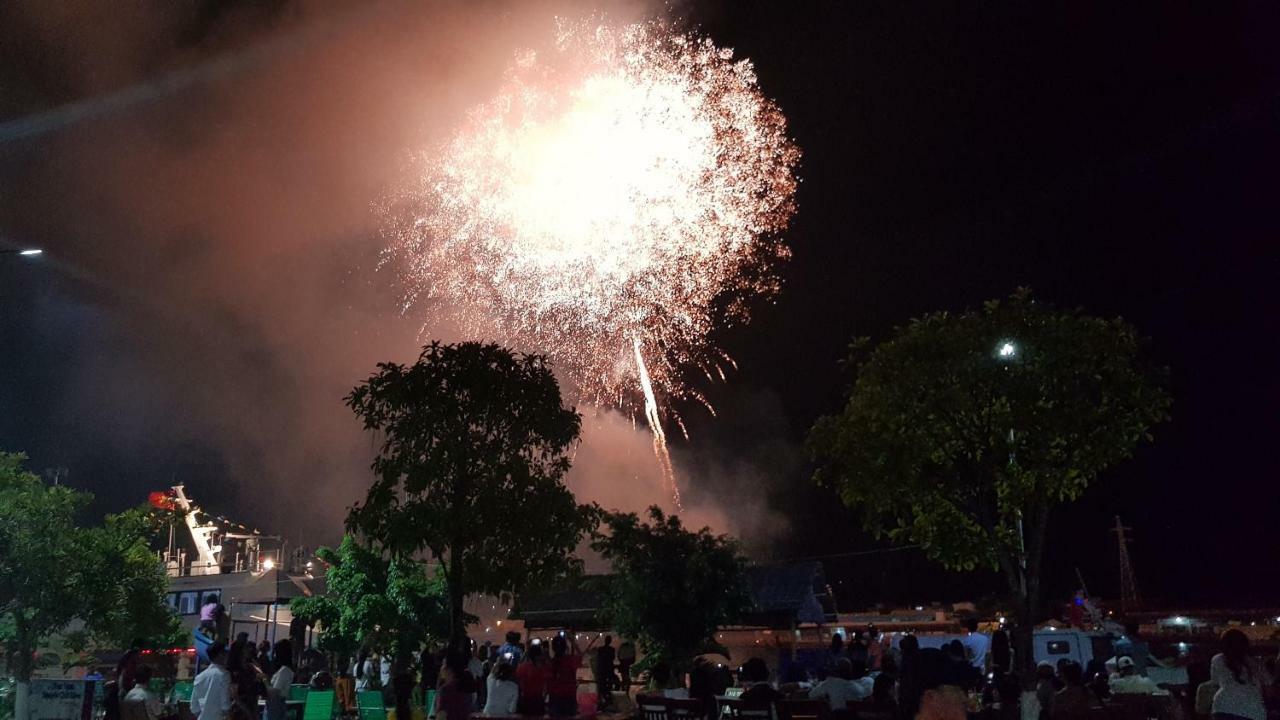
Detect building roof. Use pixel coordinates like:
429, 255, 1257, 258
512, 561, 836, 630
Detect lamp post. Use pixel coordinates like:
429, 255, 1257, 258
995, 339, 1027, 586
263, 556, 280, 644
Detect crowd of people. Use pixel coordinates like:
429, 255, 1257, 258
102, 619, 1280, 720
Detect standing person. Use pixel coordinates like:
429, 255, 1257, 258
516, 643, 549, 716
191, 643, 233, 720
390, 672, 425, 720
227, 638, 267, 720
1210, 630, 1271, 720
847, 632, 869, 667
898, 635, 926, 720
483, 661, 519, 716
498, 633, 524, 666
265, 639, 295, 720
616, 640, 637, 696
865, 625, 884, 670
475, 643, 491, 710
436, 651, 477, 720
258, 641, 273, 667
106, 642, 144, 720
990, 630, 1012, 674
828, 632, 846, 671
546, 634, 583, 717
962, 619, 991, 671
355, 649, 377, 692
594, 636, 617, 708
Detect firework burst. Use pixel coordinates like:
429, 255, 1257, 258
383, 19, 799, 505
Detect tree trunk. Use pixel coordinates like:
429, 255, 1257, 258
1003, 507, 1050, 684
447, 550, 466, 655
14, 629, 34, 720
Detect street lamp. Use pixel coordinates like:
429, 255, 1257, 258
2, 248, 43, 256
997, 341, 1017, 359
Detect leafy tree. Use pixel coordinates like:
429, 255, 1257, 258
0, 453, 177, 720
808, 291, 1170, 673
290, 535, 452, 664
591, 507, 751, 681
345, 342, 598, 650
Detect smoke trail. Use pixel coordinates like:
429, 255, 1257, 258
633, 337, 681, 509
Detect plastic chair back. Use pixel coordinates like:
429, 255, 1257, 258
171, 682, 195, 703
303, 690, 336, 720
357, 690, 387, 720
289, 685, 311, 702
638, 694, 672, 720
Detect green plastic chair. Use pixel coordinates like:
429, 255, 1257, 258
302, 690, 335, 720
289, 685, 311, 702
171, 682, 194, 703
357, 691, 387, 720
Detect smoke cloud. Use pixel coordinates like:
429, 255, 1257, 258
0, 0, 795, 552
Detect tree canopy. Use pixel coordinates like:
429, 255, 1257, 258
592, 507, 750, 679
808, 292, 1170, 668
0, 452, 178, 720
291, 535, 451, 662
345, 341, 598, 649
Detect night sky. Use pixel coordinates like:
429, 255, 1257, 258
2, 1, 1278, 609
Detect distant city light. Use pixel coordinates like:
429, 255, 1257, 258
998, 341, 1017, 358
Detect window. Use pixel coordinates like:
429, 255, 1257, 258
1046, 640, 1071, 655
171, 589, 221, 615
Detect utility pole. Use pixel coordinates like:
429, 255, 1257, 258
1112, 516, 1142, 613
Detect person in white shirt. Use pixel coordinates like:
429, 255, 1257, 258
961, 619, 991, 671
191, 643, 233, 720
482, 661, 519, 716
1210, 630, 1272, 720
266, 639, 296, 720
809, 659, 874, 711
121, 666, 164, 720
1109, 657, 1158, 695
354, 650, 376, 692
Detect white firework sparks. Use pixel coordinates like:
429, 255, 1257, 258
383, 19, 800, 506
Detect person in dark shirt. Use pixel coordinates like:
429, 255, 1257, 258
739, 658, 784, 706
595, 636, 617, 709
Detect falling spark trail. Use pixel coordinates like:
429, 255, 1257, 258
633, 337, 681, 508
384, 19, 799, 507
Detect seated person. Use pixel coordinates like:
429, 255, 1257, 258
1052, 662, 1099, 720
1109, 657, 1157, 695
809, 659, 873, 711
738, 658, 783, 705
121, 666, 165, 720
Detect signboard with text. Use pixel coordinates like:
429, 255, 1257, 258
29, 679, 93, 720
